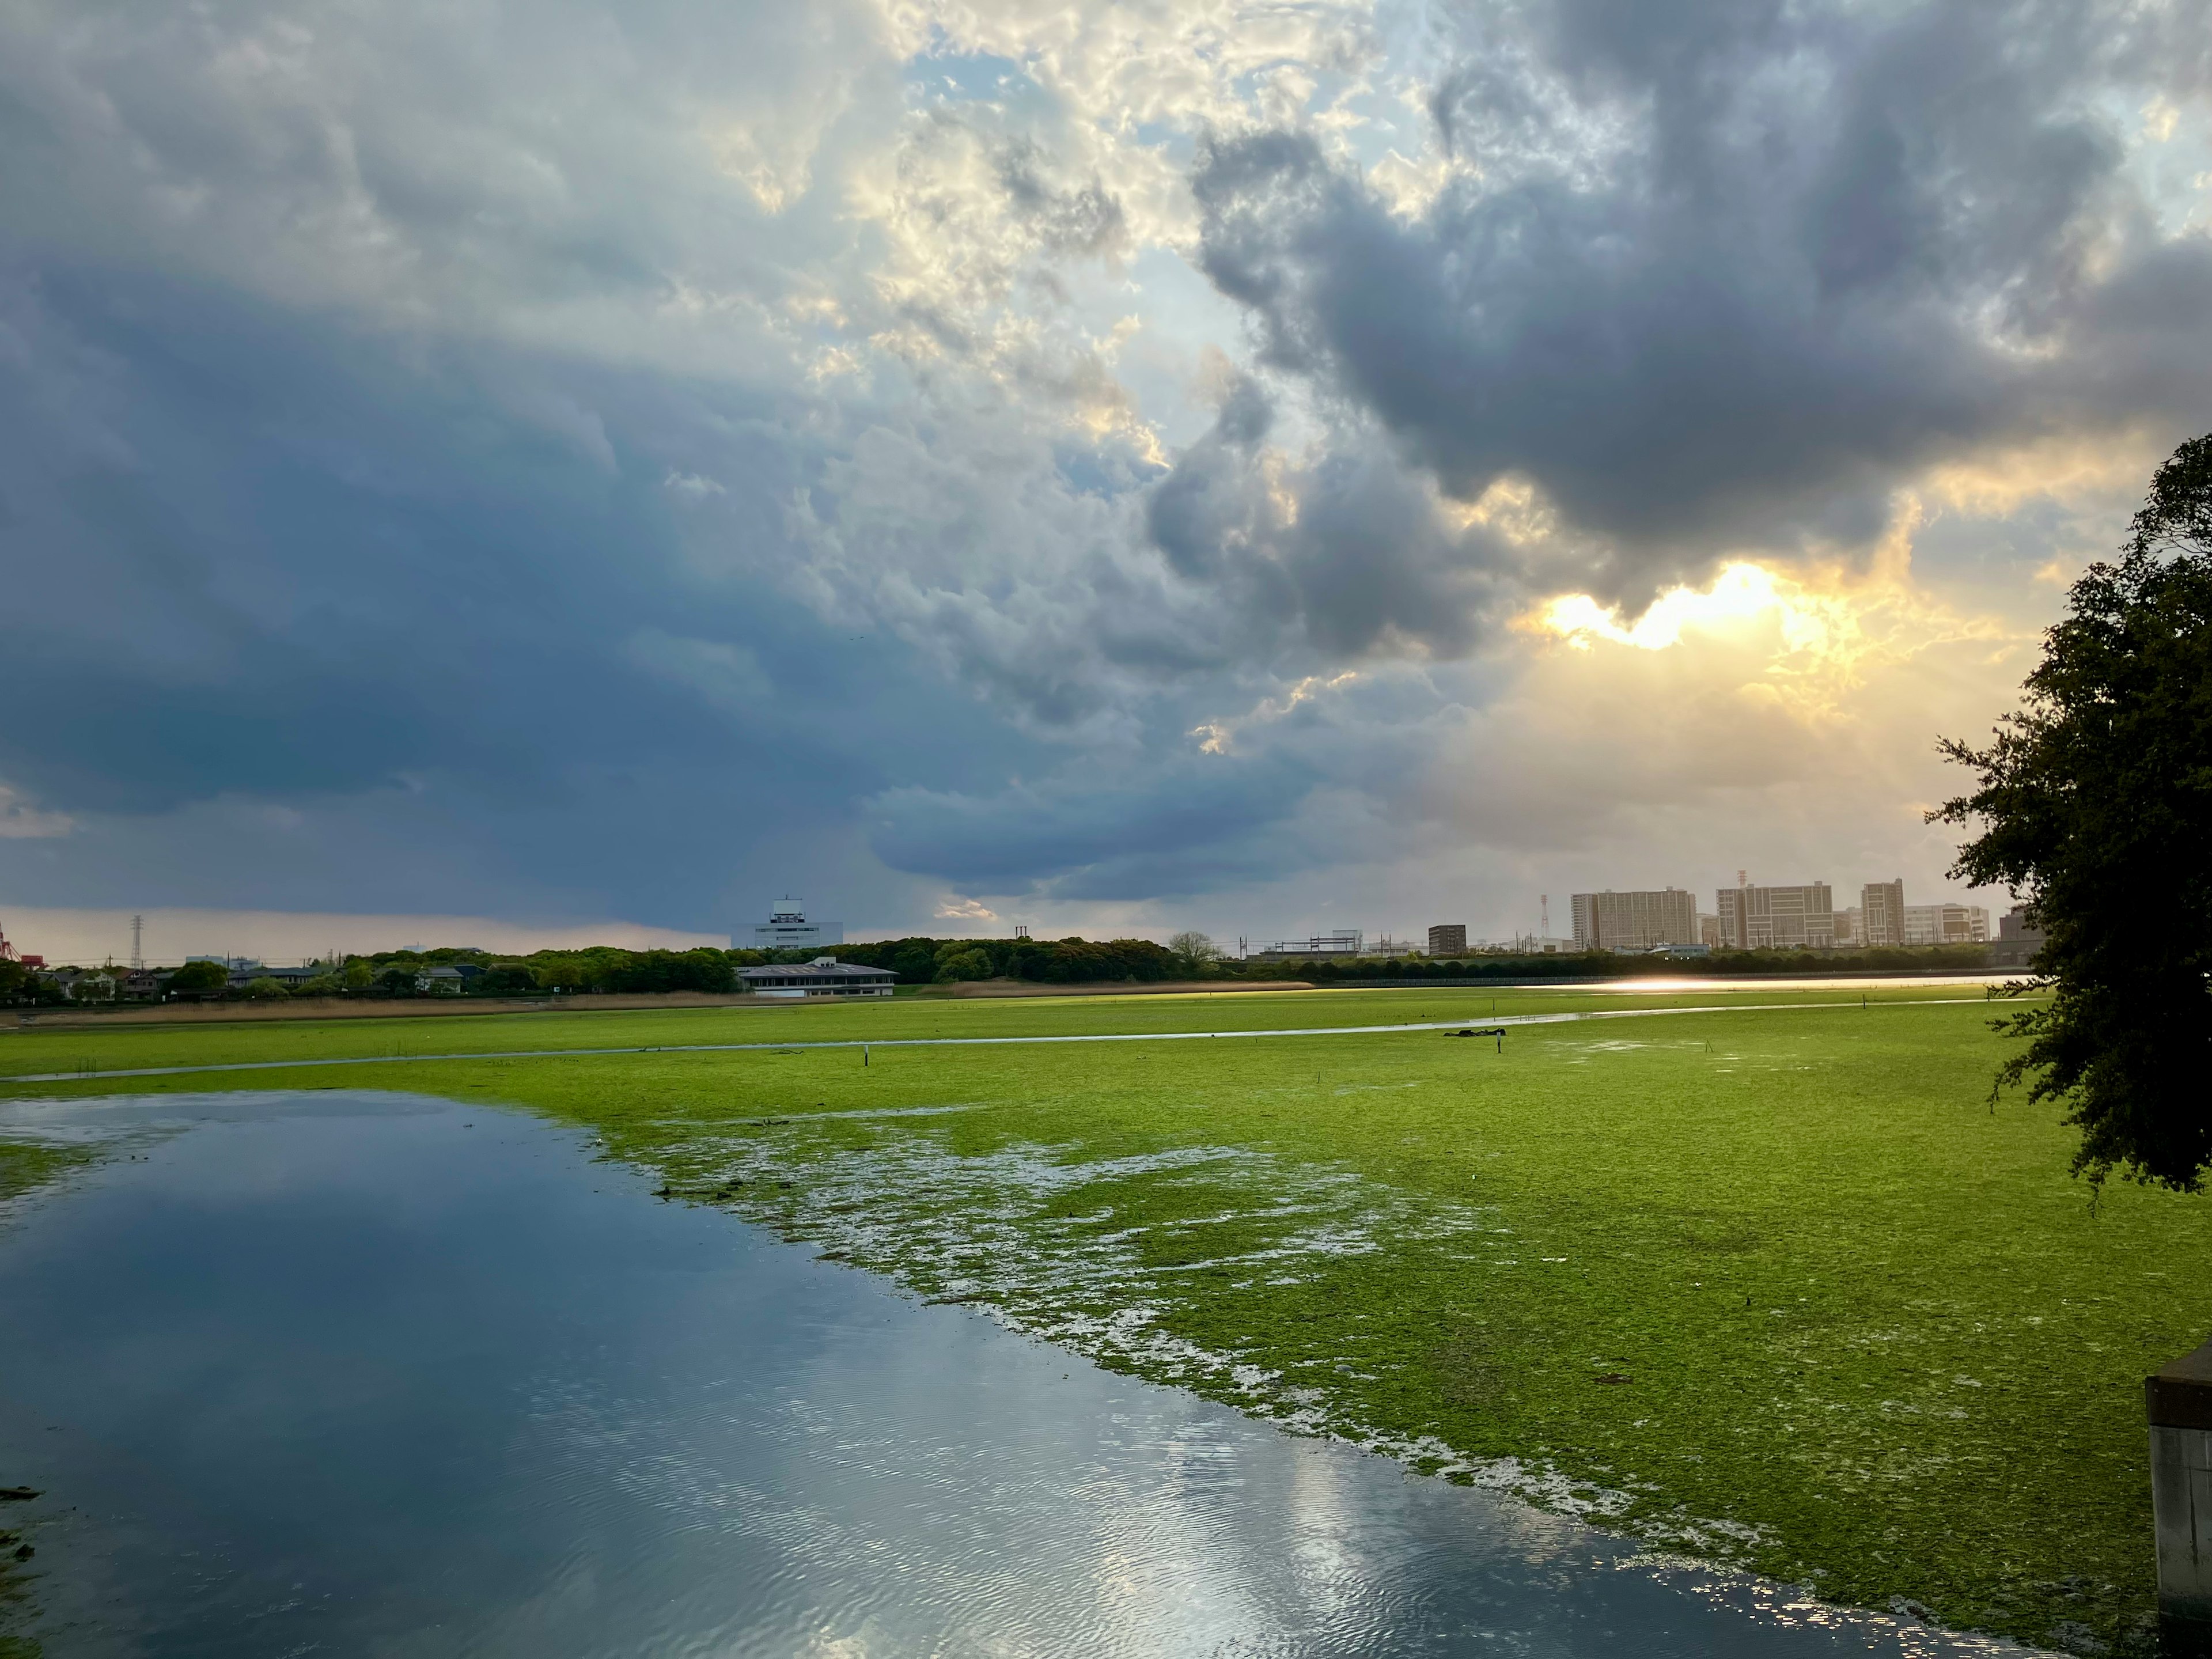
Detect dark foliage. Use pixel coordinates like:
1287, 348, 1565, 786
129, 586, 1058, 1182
599, 949, 737, 995
165, 960, 230, 996
0, 959, 67, 1005
1933, 434, 2212, 1190
832, 935, 1179, 983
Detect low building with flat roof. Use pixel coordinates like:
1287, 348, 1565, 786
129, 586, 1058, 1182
740, 958, 895, 999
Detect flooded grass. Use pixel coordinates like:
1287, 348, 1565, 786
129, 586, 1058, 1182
0, 1142, 82, 1658
6, 986, 2206, 1653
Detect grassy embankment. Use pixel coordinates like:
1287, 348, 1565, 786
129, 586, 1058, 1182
3, 982, 2206, 1653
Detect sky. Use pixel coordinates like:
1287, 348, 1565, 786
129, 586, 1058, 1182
2, 0, 2209, 964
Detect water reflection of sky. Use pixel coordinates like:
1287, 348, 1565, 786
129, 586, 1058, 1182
0, 1091, 2031, 1657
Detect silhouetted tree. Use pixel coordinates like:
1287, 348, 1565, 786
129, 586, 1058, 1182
1933, 434, 2212, 1190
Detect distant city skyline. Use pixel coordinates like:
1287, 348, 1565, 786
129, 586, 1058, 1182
5, 865, 2012, 968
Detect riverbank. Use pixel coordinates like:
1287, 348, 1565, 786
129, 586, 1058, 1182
4, 983, 2198, 1654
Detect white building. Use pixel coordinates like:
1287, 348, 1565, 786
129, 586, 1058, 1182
1903, 903, 1990, 945
741, 899, 842, 954
740, 959, 895, 998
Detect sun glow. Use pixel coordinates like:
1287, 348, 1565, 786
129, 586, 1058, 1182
1540, 563, 1814, 652
1529, 503, 2025, 721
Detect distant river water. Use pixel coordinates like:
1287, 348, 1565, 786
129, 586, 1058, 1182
0, 1091, 2023, 1657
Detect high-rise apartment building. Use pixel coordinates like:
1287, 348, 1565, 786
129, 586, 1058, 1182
1427, 924, 1468, 957
1570, 888, 1698, 951
1861, 880, 1906, 947
1715, 881, 1836, 949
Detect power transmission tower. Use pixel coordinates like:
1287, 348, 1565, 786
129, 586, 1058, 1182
131, 914, 144, 972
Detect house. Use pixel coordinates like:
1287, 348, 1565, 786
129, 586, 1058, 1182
739, 959, 896, 999
225, 963, 324, 991
58, 970, 112, 1001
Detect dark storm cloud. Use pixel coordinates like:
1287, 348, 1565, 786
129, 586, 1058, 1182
1192, 0, 2212, 583
868, 743, 1342, 901
862, 668, 1463, 902
6, 0, 2205, 927
1145, 375, 1518, 659
0, 262, 1026, 920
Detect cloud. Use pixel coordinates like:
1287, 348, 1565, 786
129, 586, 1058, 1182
933, 895, 999, 922
0, 785, 72, 839
1190, 0, 2212, 593
0, 0, 2200, 944
0, 907, 724, 967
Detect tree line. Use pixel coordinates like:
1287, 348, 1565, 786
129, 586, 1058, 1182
3, 934, 2007, 1007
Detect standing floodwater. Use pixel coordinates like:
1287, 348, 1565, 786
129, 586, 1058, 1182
0, 1092, 2021, 1657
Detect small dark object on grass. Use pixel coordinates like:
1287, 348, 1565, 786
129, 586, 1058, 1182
12, 1544, 31, 1560
779, 1180, 793, 1189
1593, 1373, 1632, 1385
0, 1487, 39, 1501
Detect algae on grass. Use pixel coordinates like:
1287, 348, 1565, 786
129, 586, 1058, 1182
0, 1505, 36, 1659
0, 1142, 83, 1659
0, 1142, 89, 1206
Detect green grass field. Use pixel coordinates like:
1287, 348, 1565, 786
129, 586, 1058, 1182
4, 983, 2206, 1652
